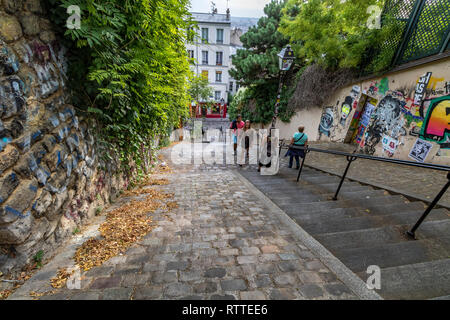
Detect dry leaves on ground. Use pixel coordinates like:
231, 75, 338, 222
50, 268, 73, 289
0, 290, 13, 300
74, 188, 173, 271
29, 290, 55, 298
166, 201, 179, 211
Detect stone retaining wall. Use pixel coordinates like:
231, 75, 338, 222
0, 0, 128, 274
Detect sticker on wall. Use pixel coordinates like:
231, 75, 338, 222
409, 138, 433, 163
382, 135, 399, 154
414, 72, 432, 106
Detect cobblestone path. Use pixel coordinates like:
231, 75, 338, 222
9, 146, 359, 300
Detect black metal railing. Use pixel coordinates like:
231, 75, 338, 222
278, 142, 450, 240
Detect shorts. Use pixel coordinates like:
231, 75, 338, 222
233, 134, 237, 144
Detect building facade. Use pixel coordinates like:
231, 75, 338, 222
187, 12, 232, 105
186, 12, 259, 104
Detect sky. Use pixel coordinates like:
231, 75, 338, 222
189, 0, 271, 18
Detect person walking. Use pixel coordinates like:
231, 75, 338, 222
238, 120, 254, 166
230, 114, 245, 156
285, 126, 308, 169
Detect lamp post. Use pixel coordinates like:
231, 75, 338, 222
271, 45, 295, 130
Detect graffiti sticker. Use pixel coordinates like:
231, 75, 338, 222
382, 135, 399, 154
409, 138, 433, 163
414, 72, 432, 106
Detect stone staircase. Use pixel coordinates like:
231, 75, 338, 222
185, 118, 231, 142
239, 164, 450, 300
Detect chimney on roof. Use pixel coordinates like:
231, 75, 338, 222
226, 8, 230, 20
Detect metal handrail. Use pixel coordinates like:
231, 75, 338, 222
278, 142, 450, 239
279, 143, 450, 172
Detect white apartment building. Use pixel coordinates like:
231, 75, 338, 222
187, 12, 232, 104
186, 11, 259, 104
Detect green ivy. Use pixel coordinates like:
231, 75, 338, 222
43, 0, 193, 175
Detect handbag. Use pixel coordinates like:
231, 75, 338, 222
285, 133, 304, 156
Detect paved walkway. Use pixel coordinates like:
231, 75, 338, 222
9, 144, 360, 300
303, 143, 450, 208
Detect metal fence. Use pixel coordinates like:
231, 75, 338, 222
381, 0, 450, 68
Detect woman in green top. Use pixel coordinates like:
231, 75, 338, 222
285, 126, 308, 169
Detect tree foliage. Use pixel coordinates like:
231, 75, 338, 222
229, 0, 297, 124
188, 75, 213, 104
43, 0, 193, 174
279, 0, 403, 72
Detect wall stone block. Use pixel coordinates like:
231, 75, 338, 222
0, 179, 37, 224
3, 0, 23, 14
0, 14, 23, 42
0, 2, 133, 274
0, 144, 19, 174
0, 170, 19, 204
0, 213, 33, 244
19, 13, 40, 36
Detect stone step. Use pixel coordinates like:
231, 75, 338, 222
272, 195, 327, 205
331, 237, 450, 273
296, 206, 448, 226
288, 207, 368, 222
314, 217, 450, 249
303, 182, 372, 194
295, 206, 446, 234
357, 259, 450, 300
320, 189, 390, 201
282, 195, 408, 214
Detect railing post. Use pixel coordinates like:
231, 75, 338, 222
406, 172, 450, 239
333, 155, 357, 200
297, 147, 309, 182
278, 141, 283, 159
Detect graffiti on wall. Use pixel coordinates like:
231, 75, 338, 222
363, 95, 406, 155
366, 77, 389, 96
319, 107, 334, 137
420, 95, 450, 148
339, 86, 360, 126
414, 72, 432, 106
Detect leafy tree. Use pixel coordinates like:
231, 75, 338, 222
279, 0, 402, 72
229, 0, 297, 124
43, 0, 193, 176
188, 75, 213, 103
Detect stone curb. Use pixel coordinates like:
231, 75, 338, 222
232, 169, 383, 300
304, 164, 450, 210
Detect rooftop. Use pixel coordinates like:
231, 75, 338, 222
190, 12, 259, 31
190, 12, 231, 24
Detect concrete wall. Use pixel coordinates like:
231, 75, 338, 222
0, 0, 129, 274
270, 58, 450, 165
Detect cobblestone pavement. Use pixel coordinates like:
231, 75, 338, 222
302, 143, 450, 208
9, 144, 359, 300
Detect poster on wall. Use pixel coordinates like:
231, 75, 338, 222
382, 135, 399, 154
414, 72, 432, 106
409, 138, 433, 163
